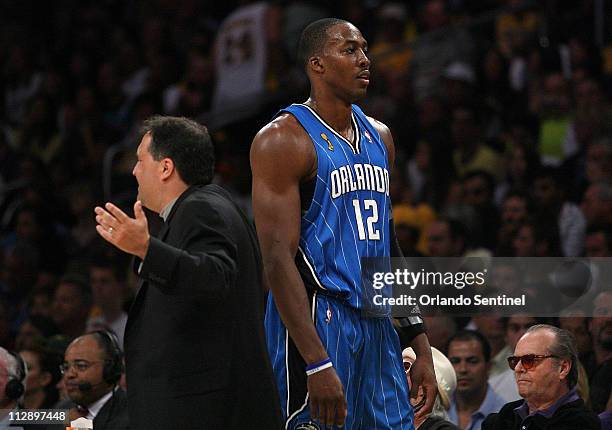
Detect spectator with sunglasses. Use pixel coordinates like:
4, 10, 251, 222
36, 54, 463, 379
489, 315, 540, 403
483, 324, 601, 430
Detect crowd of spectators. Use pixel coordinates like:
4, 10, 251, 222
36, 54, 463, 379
1, 0, 612, 428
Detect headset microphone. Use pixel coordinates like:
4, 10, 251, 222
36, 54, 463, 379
76, 330, 124, 394
78, 381, 106, 392
78, 382, 93, 391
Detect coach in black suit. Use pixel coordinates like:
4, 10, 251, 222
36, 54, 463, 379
94, 116, 282, 429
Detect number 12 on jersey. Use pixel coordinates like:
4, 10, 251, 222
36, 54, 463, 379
352, 199, 380, 240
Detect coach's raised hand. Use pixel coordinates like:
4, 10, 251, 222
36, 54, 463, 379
308, 367, 347, 428
94, 201, 150, 259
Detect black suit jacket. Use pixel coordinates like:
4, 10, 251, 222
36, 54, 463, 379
94, 388, 129, 430
124, 184, 282, 429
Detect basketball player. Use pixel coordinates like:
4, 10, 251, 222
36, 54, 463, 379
251, 18, 436, 430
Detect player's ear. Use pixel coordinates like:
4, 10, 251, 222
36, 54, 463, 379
309, 56, 324, 74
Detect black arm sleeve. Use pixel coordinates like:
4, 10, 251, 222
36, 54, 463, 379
389, 217, 426, 348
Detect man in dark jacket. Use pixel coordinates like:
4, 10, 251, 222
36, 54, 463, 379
483, 324, 600, 429
94, 116, 282, 429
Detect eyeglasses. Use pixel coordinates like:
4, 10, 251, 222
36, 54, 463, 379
507, 354, 557, 370
59, 360, 104, 374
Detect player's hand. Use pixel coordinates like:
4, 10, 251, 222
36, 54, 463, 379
307, 367, 347, 428
409, 354, 437, 419
95, 201, 150, 259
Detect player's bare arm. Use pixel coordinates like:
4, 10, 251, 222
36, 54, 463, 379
251, 114, 323, 361
370, 116, 438, 418
251, 114, 347, 427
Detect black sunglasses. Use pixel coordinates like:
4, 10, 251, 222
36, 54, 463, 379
507, 354, 557, 370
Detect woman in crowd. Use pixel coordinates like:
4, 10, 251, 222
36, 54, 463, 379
18, 341, 62, 409
403, 346, 460, 430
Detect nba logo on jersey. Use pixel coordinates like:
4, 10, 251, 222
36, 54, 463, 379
364, 130, 372, 143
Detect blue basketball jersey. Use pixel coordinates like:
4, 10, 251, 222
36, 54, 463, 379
278, 103, 391, 310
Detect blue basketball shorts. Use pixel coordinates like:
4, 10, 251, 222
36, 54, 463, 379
265, 291, 414, 430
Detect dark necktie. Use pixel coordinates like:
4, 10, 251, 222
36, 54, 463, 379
75, 404, 89, 418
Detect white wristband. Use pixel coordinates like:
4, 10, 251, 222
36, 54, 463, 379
306, 361, 333, 376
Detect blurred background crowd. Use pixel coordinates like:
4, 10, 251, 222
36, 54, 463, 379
0, 0, 611, 426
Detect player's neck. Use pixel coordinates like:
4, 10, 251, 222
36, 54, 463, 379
305, 93, 353, 135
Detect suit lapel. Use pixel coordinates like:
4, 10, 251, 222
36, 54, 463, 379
126, 186, 202, 334
126, 214, 169, 336
163, 185, 200, 224
93, 401, 109, 429
93, 389, 126, 429
156, 222, 170, 242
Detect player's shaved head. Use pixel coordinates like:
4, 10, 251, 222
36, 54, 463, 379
297, 18, 350, 68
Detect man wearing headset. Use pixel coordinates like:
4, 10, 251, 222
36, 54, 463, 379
0, 347, 27, 429
57, 331, 129, 430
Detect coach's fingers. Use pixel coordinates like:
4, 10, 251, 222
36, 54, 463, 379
95, 224, 114, 244
134, 200, 146, 221
105, 202, 130, 223
94, 207, 116, 230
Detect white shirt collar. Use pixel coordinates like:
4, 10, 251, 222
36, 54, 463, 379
159, 197, 178, 222
86, 390, 113, 420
